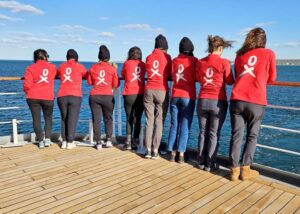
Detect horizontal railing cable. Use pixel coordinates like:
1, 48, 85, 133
261, 125, 300, 134
257, 144, 300, 156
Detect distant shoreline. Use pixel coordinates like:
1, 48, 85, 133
1, 59, 300, 66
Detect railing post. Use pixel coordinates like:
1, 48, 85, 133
117, 88, 122, 137
12, 119, 18, 144
89, 119, 94, 144
136, 124, 146, 155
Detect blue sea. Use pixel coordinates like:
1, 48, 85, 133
0, 60, 299, 174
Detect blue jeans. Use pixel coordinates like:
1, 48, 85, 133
167, 97, 195, 152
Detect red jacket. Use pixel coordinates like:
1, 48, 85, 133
87, 61, 120, 95
121, 59, 146, 95
171, 54, 197, 100
23, 60, 57, 100
57, 59, 87, 97
145, 49, 172, 91
196, 54, 234, 100
231, 48, 276, 105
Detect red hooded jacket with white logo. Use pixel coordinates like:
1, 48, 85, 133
23, 60, 57, 100
145, 49, 172, 91
87, 61, 120, 95
196, 54, 234, 100
231, 48, 276, 105
121, 59, 146, 95
57, 59, 87, 97
171, 54, 197, 100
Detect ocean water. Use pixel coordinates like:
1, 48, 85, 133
0, 60, 299, 174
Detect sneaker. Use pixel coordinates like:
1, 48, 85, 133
105, 141, 113, 148
145, 151, 152, 159
151, 152, 160, 160
44, 138, 52, 147
96, 143, 102, 150
198, 164, 205, 170
67, 142, 76, 150
178, 156, 184, 164
124, 142, 132, 150
204, 166, 211, 172
61, 141, 67, 149
39, 141, 45, 149
169, 153, 176, 162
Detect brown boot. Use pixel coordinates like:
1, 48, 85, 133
240, 165, 259, 180
230, 167, 240, 181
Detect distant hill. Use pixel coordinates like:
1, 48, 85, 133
276, 59, 300, 65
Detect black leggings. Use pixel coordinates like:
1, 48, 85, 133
89, 95, 114, 142
57, 96, 82, 143
26, 99, 54, 141
123, 94, 144, 139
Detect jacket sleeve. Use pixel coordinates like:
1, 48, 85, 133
224, 60, 235, 85
81, 65, 88, 79
87, 70, 93, 85
167, 56, 172, 80
112, 68, 120, 88
121, 63, 126, 80
195, 61, 201, 83
267, 51, 277, 83
23, 66, 33, 94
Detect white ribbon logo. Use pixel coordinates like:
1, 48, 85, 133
131, 66, 142, 82
37, 69, 49, 84
62, 67, 73, 83
96, 70, 108, 85
203, 68, 216, 86
150, 60, 161, 78
176, 64, 187, 83
239, 55, 257, 78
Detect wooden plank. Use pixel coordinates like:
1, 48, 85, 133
134, 173, 216, 214
226, 185, 274, 213
278, 195, 300, 214
193, 180, 254, 213
271, 182, 300, 196
261, 192, 295, 213
243, 188, 283, 214
210, 182, 263, 214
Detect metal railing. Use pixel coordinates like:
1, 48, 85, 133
0, 77, 299, 157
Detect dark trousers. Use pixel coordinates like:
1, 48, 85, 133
26, 99, 54, 141
57, 96, 82, 143
229, 100, 265, 167
123, 94, 144, 139
89, 95, 114, 142
197, 99, 228, 168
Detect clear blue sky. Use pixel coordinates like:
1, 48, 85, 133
0, 0, 299, 61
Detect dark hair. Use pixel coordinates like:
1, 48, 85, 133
237, 27, 266, 56
155, 34, 168, 50
127, 46, 142, 60
98, 45, 110, 61
207, 35, 232, 53
66, 49, 78, 61
33, 49, 48, 62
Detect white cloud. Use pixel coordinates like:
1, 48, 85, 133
239, 21, 275, 35
98, 32, 114, 38
121, 41, 131, 45
70, 36, 111, 45
269, 42, 300, 47
99, 17, 109, 21
11, 31, 34, 37
119, 23, 164, 33
53, 25, 94, 32
0, 13, 22, 21
0, 0, 44, 15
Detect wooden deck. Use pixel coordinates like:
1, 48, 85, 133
0, 144, 299, 214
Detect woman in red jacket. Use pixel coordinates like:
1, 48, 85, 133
121, 47, 146, 150
87, 45, 120, 150
23, 49, 57, 149
196, 35, 234, 171
167, 37, 197, 163
57, 49, 87, 150
229, 28, 276, 181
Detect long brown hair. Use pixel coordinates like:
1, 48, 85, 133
207, 35, 232, 53
237, 27, 267, 56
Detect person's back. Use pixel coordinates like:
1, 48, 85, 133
58, 58, 87, 97
231, 48, 276, 105
24, 59, 57, 100
145, 48, 172, 91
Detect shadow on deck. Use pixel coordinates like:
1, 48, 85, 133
0, 144, 299, 213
